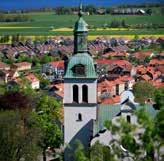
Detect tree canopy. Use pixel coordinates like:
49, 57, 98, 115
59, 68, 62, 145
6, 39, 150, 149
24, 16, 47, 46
0, 110, 40, 161
133, 81, 155, 104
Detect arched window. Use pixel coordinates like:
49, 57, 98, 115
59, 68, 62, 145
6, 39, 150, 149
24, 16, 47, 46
116, 84, 119, 95
82, 85, 88, 103
127, 115, 131, 123
73, 85, 79, 103
77, 113, 82, 121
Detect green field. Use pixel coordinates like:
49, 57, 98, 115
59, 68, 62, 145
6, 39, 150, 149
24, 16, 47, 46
0, 12, 164, 36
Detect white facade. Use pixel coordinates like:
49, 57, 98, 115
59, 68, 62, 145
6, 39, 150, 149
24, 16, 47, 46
64, 79, 97, 104
64, 106, 97, 144
64, 79, 97, 146
31, 81, 40, 89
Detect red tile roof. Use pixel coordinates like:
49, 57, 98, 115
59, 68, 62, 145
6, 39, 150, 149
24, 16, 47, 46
133, 51, 152, 60
0, 62, 10, 70
13, 62, 31, 67
149, 59, 164, 66
100, 96, 120, 105
49, 60, 64, 69
140, 74, 152, 81
25, 73, 39, 83
96, 59, 132, 68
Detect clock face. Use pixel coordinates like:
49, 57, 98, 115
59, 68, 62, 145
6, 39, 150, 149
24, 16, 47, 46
72, 64, 85, 76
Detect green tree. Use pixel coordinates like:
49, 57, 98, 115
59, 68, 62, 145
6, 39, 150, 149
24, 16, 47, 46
37, 74, 50, 89
146, 9, 153, 15
73, 140, 90, 161
90, 141, 103, 161
90, 141, 116, 161
105, 109, 163, 161
154, 88, 164, 109
133, 81, 155, 104
155, 108, 164, 137
35, 95, 63, 161
40, 55, 54, 64
0, 110, 40, 161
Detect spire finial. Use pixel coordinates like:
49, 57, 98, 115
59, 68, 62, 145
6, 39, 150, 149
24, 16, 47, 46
78, 1, 83, 17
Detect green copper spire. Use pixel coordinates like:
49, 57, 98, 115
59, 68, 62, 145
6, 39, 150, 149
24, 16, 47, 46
64, 3, 97, 79
74, 3, 88, 54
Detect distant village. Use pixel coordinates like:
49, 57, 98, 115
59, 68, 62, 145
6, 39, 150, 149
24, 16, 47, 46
0, 36, 163, 105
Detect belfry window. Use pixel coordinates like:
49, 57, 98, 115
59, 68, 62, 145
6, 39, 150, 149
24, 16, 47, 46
82, 85, 88, 103
72, 64, 85, 77
73, 85, 79, 103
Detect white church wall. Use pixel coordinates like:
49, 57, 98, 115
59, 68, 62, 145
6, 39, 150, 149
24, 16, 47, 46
64, 79, 97, 104
64, 106, 97, 145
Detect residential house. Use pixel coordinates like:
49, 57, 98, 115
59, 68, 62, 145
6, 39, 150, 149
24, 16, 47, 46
42, 60, 64, 82
102, 52, 128, 60
12, 62, 32, 71
97, 8, 106, 15
0, 62, 10, 70
0, 70, 19, 83
49, 83, 64, 101
133, 51, 154, 61
112, 8, 146, 15
25, 73, 40, 89
96, 59, 133, 80
98, 76, 135, 105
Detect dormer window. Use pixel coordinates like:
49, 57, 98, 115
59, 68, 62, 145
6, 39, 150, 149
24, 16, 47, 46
72, 64, 85, 76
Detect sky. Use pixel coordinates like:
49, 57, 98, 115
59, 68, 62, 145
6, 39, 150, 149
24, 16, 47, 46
0, 0, 163, 10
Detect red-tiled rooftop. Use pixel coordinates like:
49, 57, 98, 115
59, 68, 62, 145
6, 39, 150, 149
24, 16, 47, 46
134, 51, 152, 60
25, 73, 39, 83
13, 62, 32, 67
49, 60, 64, 68
96, 59, 132, 67
149, 59, 164, 66
100, 96, 120, 105
0, 62, 10, 70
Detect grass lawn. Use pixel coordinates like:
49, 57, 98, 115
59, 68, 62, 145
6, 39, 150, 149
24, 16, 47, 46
0, 12, 163, 36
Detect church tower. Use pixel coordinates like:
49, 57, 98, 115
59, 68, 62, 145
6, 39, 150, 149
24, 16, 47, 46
64, 4, 97, 154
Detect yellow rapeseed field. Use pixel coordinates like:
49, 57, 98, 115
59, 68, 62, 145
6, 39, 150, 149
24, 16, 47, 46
51, 28, 73, 32
51, 27, 135, 32
0, 27, 42, 29
91, 28, 135, 31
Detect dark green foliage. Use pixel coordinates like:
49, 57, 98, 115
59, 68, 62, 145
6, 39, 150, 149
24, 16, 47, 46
0, 13, 30, 22
155, 109, 164, 139
72, 141, 116, 161
104, 109, 163, 161
35, 95, 63, 161
0, 91, 30, 110
133, 81, 155, 104
154, 88, 164, 109
90, 142, 103, 161
146, 9, 153, 15
0, 110, 40, 161
72, 140, 90, 161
